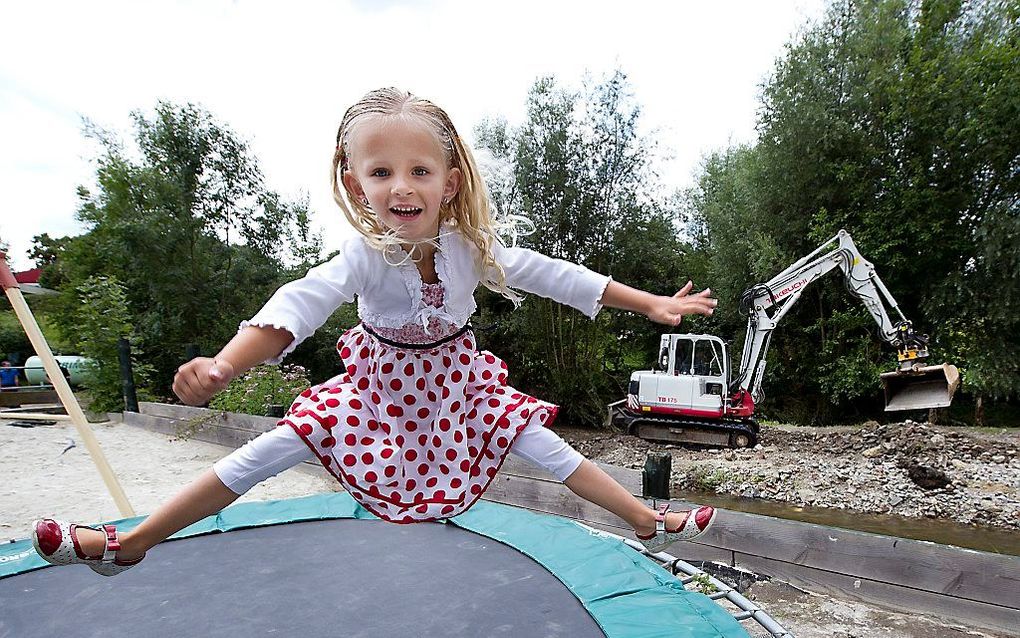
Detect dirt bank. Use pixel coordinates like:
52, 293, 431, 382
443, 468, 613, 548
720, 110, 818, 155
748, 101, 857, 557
558, 419, 1020, 532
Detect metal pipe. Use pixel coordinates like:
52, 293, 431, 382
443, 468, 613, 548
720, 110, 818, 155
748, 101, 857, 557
577, 522, 795, 637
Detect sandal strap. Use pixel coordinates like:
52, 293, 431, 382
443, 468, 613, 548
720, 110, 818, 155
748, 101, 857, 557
101, 525, 120, 563
654, 503, 670, 535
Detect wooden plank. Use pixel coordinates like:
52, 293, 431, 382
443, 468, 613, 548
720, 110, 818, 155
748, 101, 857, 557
733, 552, 1020, 636
0, 388, 59, 407
1, 404, 63, 413
485, 472, 631, 530
121, 412, 323, 477
481, 471, 1020, 633
500, 454, 643, 494
0, 412, 70, 421
497, 454, 1020, 610
160, 412, 256, 441
482, 471, 1020, 634
482, 473, 723, 561
693, 507, 1020, 608
139, 402, 278, 434
123, 412, 253, 449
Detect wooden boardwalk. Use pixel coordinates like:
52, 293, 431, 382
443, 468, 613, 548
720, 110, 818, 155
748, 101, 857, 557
123, 402, 1020, 635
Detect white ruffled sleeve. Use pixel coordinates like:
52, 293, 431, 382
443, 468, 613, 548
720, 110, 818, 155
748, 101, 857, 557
492, 243, 612, 319
241, 239, 369, 364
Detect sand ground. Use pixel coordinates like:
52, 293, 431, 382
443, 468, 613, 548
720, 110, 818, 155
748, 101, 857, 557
0, 419, 330, 536
0, 420, 1011, 638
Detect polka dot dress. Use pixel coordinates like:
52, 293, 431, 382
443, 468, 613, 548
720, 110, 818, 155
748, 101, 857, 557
280, 283, 559, 523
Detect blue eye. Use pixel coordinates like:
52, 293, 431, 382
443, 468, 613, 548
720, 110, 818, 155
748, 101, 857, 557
412, 167, 428, 176
371, 168, 389, 177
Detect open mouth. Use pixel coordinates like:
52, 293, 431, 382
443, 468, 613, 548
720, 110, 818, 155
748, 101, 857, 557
390, 205, 423, 218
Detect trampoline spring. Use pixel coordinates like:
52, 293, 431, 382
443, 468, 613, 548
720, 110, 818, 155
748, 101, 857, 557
587, 525, 795, 638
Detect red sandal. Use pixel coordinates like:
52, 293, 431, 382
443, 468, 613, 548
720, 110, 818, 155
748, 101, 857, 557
635, 503, 716, 552
32, 519, 144, 577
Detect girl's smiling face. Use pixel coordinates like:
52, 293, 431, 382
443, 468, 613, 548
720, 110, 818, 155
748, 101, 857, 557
343, 116, 461, 243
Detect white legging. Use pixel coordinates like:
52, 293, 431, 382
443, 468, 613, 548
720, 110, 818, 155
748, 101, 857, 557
213, 420, 584, 495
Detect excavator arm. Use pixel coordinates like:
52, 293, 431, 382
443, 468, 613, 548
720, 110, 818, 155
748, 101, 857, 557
734, 230, 959, 412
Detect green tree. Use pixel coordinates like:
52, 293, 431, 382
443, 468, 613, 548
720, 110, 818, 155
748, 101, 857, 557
686, 0, 1020, 422
51, 102, 321, 397
72, 276, 154, 412
0, 311, 32, 362
477, 71, 690, 425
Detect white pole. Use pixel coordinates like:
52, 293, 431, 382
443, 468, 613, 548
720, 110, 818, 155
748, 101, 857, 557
1, 253, 135, 517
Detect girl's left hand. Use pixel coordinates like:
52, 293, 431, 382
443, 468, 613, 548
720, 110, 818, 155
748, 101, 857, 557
646, 281, 717, 326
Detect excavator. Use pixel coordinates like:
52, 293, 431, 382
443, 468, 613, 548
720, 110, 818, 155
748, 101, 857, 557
607, 230, 960, 448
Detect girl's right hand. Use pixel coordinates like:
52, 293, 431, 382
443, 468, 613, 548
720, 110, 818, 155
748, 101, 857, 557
173, 357, 235, 406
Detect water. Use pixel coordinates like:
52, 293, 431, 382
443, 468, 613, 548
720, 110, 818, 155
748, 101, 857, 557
682, 490, 1020, 556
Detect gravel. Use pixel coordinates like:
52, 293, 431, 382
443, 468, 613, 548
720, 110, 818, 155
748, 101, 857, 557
558, 419, 1020, 532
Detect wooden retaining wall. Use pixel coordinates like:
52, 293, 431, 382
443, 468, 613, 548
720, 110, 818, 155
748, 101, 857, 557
124, 402, 1020, 634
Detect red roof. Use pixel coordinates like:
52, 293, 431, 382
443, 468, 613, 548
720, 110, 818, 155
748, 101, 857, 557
15, 268, 42, 284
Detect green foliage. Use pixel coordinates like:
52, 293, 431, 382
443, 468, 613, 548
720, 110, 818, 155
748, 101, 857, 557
689, 573, 719, 596
47, 101, 322, 399
288, 299, 360, 383
0, 296, 75, 362
72, 276, 154, 412
0, 312, 31, 361
685, 0, 1020, 420
209, 364, 311, 416
476, 70, 689, 425
688, 465, 732, 492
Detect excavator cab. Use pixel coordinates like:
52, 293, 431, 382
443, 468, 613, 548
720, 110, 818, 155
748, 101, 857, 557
880, 322, 960, 411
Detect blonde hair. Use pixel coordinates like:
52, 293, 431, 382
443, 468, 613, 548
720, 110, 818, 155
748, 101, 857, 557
331, 87, 521, 304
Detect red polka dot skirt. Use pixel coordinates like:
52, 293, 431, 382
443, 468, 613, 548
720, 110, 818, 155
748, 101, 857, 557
280, 324, 559, 523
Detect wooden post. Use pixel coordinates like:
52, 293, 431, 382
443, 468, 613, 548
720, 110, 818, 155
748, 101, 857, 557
267, 404, 286, 418
642, 452, 671, 499
0, 253, 135, 517
117, 337, 139, 413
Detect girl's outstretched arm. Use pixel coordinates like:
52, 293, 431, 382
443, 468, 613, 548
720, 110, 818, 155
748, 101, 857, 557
173, 325, 295, 406
600, 280, 717, 326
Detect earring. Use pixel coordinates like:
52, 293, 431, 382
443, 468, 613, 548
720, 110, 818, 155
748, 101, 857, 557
360, 197, 369, 206
443, 198, 450, 205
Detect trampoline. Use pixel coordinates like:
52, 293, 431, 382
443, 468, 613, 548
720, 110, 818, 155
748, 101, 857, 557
1, 494, 776, 638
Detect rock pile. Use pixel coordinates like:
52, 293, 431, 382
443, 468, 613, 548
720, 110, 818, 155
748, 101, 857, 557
562, 420, 1020, 531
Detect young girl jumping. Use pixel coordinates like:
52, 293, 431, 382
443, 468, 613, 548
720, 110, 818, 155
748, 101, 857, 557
33, 87, 719, 576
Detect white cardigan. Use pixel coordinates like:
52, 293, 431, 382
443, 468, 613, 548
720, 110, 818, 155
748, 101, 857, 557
244, 227, 613, 363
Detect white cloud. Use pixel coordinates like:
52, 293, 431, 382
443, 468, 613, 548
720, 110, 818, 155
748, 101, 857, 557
0, 0, 824, 270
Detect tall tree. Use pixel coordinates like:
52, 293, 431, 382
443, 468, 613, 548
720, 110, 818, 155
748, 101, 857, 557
477, 71, 690, 425
51, 102, 321, 397
687, 0, 1020, 421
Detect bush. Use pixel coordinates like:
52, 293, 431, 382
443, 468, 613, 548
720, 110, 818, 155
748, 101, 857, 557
0, 311, 32, 361
74, 276, 154, 412
209, 364, 311, 416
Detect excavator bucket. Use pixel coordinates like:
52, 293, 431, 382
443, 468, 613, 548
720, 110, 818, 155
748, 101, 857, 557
881, 363, 960, 412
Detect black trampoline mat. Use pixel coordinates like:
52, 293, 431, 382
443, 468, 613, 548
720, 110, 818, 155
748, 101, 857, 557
0, 519, 605, 638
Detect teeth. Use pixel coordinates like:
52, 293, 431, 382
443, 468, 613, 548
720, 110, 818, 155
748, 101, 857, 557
391, 206, 422, 216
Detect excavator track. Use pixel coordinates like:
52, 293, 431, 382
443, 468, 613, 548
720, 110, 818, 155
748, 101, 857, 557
610, 406, 758, 448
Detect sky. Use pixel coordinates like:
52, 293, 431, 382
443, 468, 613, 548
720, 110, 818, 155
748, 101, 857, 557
0, 0, 825, 272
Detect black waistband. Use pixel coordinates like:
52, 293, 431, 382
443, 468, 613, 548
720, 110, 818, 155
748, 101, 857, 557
360, 323, 472, 350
